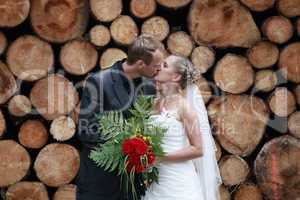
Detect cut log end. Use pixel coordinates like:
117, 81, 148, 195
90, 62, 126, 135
277, 0, 300, 17
89, 25, 111, 47
0, 61, 17, 104
240, 0, 275, 11
214, 54, 254, 94
0, 109, 6, 138
191, 46, 215, 74
288, 111, 300, 139
100, 48, 127, 69
50, 116, 76, 141
0, 0, 30, 27
167, 31, 194, 57
268, 87, 296, 117
234, 183, 263, 200
254, 70, 278, 92
90, 0, 122, 22
0, 140, 31, 187
60, 40, 98, 75
8, 95, 32, 117
6, 182, 49, 200
0, 31, 7, 55
34, 143, 80, 187
30, 0, 89, 43
156, 0, 192, 9
141, 16, 170, 42
219, 155, 250, 186
19, 120, 48, 149
53, 184, 76, 200
262, 16, 293, 44
7, 35, 54, 81
130, 0, 156, 19
247, 41, 279, 69
110, 15, 138, 46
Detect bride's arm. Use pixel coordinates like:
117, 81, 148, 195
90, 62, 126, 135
161, 99, 203, 163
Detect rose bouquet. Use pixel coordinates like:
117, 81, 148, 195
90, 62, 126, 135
89, 96, 166, 199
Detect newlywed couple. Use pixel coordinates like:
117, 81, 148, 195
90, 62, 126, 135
76, 35, 222, 200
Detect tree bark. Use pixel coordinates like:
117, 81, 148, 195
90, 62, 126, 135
214, 54, 254, 94
254, 135, 300, 200
0, 61, 17, 104
167, 31, 194, 57
60, 40, 98, 75
247, 41, 279, 69
110, 15, 138, 46
219, 155, 250, 186
7, 35, 54, 81
0, 140, 31, 187
0, 0, 30, 27
262, 16, 293, 44
30, 0, 89, 43
18, 120, 48, 149
130, 0, 156, 19
141, 16, 170, 42
30, 74, 79, 121
6, 182, 49, 200
34, 143, 80, 187
279, 42, 300, 83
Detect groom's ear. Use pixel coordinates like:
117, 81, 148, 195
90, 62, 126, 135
136, 59, 146, 68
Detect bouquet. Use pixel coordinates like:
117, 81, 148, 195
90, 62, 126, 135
89, 96, 166, 199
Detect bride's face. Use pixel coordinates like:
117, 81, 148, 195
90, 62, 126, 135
154, 56, 182, 84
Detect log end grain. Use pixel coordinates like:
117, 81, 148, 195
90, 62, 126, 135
6, 181, 49, 200
130, 0, 156, 19
167, 31, 194, 57
89, 25, 111, 47
100, 48, 127, 69
141, 16, 169, 42
8, 95, 32, 117
50, 116, 76, 141
53, 184, 76, 200
0, 0, 30, 27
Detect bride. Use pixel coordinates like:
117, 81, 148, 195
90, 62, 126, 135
142, 55, 222, 200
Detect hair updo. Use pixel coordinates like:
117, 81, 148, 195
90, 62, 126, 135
172, 55, 201, 89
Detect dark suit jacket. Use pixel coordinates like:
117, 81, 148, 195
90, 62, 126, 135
76, 60, 155, 200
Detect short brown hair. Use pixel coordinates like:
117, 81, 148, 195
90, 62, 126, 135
127, 35, 164, 65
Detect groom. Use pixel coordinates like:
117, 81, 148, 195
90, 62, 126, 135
76, 35, 165, 200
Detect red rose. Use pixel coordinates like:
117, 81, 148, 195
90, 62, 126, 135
131, 138, 148, 155
122, 139, 133, 155
148, 151, 155, 165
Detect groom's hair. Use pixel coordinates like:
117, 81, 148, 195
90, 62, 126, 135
127, 35, 165, 65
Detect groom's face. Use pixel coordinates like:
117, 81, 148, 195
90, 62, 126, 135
140, 49, 165, 78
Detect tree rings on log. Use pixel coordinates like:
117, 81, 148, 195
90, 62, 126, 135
0, 0, 30, 27
277, 0, 300, 17
167, 31, 194, 57
89, 25, 111, 47
130, 0, 156, 19
191, 46, 215, 74
141, 16, 169, 42
90, 0, 122, 22
6, 181, 49, 200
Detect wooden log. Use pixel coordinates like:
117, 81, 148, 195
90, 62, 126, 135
90, 0, 122, 22
191, 46, 215, 74
53, 184, 76, 200
268, 87, 296, 117
279, 42, 300, 83
6, 182, 49, 200
141, 16, 170, 42
234, 183, 263, 200
30, 0, 89, 43
254, 135, 300, 200
60, 40, 98, 75
0, 140, 31, 187
167, 31, 194, 57
30, 74, 79, 120
130, 0, 156, 19
254, 69, 278, 92
7, 35, 54, 82
297, 18, 300, 36
207, 95, 269, 156
69, 101, 80, 125
0, 61, 17, 104
100, 48, 127, 69
294, 85, 300, 105
0, 31, 7, 55
110, 15, 138, 46
0, 109, 6, 138
0, 0, 30, 27
262, 16, 293, 44
288, 111, 300, 139
50, 116, 76, 141
277, 0, 300, 17
18, 120, 48, 149
214, 54, 254, 94
240, 0, 275, 11
195, 75, 212, 104
215, 140, 222, 161
34, 143, 80, 187
247, 41, 279, 69
219, 185, 231, 200
89, 25, 111, 47
188, 0, 261, 48
219, 155, 250, 186
156, 0, 192, 9
8, 95, 32, 117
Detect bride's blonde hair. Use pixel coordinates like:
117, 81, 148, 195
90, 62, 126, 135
171, 55, 201, 89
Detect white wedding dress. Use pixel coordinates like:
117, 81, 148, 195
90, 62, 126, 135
142, 107, 204, 200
